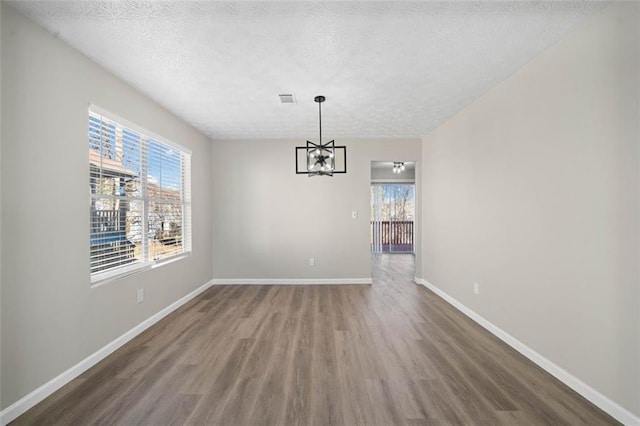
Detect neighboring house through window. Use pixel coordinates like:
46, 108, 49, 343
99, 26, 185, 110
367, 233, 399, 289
89, 106, 192, 284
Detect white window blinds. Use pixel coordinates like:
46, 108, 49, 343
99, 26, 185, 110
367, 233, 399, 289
89, 107, 191, 282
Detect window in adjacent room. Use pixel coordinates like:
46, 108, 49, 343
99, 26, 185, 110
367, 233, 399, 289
88, 106, 192, 284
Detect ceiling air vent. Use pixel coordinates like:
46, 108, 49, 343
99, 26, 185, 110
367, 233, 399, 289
279, 93, 296, 104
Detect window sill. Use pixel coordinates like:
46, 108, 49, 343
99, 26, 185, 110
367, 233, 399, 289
151, 251, 191, 269
90, 252, 191, 288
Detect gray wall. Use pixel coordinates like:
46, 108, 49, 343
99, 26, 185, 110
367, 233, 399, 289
212, 138, 421, 280
1, 5, 213, 409
420, 1, 639, 417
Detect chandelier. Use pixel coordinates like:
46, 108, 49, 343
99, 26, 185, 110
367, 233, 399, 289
295, 96, 346, 177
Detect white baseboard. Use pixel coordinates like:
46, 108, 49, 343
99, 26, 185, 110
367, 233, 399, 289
212, 277, 372, 285
413, 276, 640, 426
0, 279, 215, 426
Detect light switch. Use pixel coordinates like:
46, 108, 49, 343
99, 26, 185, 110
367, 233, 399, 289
352, 210, 358, 219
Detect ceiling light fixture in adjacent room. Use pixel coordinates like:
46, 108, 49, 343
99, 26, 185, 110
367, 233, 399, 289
393, 162, 406, 173
295, 95, 346, 177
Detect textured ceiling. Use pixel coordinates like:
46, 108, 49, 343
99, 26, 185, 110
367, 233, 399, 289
9, 1, 608, 140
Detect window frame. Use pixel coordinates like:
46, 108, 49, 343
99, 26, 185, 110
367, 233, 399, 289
89, 104, 192, 286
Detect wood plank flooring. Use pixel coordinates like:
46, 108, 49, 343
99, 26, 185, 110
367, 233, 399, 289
12, 255, 618, 425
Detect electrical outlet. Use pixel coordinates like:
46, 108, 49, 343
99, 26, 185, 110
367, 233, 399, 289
309, 258, 315, 266
473, 283, 479, 295
137, 288, 144, 304
352, 210, 358, 219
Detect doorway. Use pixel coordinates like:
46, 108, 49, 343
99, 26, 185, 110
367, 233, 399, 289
370, 162, 416, 254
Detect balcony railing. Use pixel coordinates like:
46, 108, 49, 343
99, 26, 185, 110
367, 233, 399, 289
371, 220, 414, 253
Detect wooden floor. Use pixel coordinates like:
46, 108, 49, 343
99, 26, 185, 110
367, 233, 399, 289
13, 255, 617, 425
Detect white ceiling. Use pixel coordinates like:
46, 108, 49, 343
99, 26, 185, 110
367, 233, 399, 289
9, 1, 608, 140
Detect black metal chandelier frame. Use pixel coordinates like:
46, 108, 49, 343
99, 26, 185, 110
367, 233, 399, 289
295, 95, 346, 177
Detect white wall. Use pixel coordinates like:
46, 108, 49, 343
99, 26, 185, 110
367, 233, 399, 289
212, 138, 420, 281
420, 1, 639, 418
1, 5, 213, 409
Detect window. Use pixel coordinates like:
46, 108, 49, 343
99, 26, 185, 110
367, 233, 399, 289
89, 106, 191, 283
